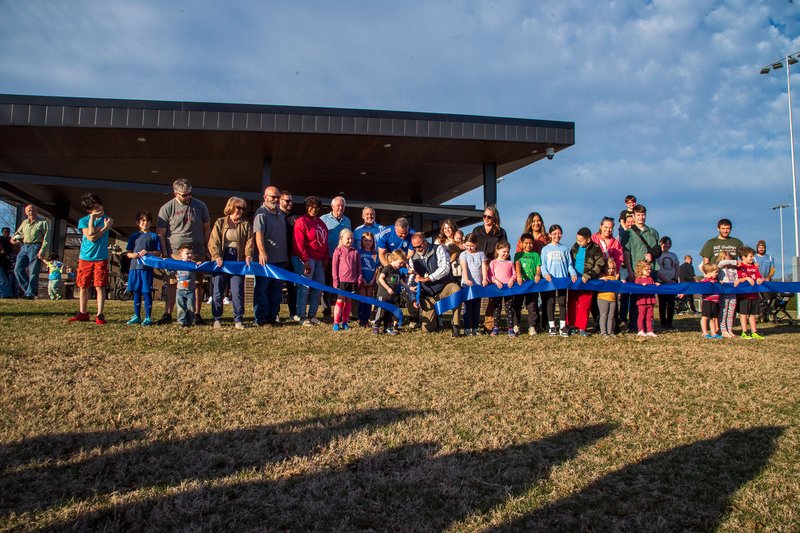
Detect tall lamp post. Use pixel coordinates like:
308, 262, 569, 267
761, 51, 800, 316
771, 203, 790, 281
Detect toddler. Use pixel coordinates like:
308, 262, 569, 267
371, 250, 412, 335
41, 253, 64, 300
700, 262, 722, 339
597, 258, 620, 336
488, 241, 517, 337
634, 260, 659, 337
716, 250, 739, 338
736, 246, 764, 340
175, 245, 199, 327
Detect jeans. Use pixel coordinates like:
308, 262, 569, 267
177, 289, 196, 326
253, 261, 287, 324
294, 257, 325, 319
14, 243, 41, 297
212, 248, 245, 323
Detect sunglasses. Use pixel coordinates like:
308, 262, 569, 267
482, 215, 494, 220
233, 206, 244, 211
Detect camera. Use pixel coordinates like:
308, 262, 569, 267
545, 146, 555, 160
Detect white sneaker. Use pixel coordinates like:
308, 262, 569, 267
646, 332, 657, 337
206, 296, 213, 305
234, 322, 245, 330
637, 331, 647, 337
301, 318, 313, 327
213, 320, 222, 329
292, 315, 302, 322
223, 297, 231, 305
308, 317, 321, 325
528, 328, 537, 336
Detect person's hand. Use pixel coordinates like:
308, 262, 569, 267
571, 275, 577, 283
747, 278, 755, 286
655, 282, 661, 286
216, 257, 224, 268
506, 278, 514, 288
102, 217, 113, 230
245, 256, 251, 267
36, 250, 43, 260
138, 250, 147, 258
516, 276, 523, 285
464, 280, 473, 286
620, 279, 627, 284
482, 279, 488, 287
259, 252, 268, 266
756, 278, 764, 285
582, 274, 590, 283
644, 253, 652, 262
544, 274, 552, 282
733, 280, 739, 287
303, 262, 311, 276
494, 280, 503, 289
387, 288, 394, 295
534, 275, 541, 283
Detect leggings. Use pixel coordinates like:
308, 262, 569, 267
597, 299, 616, 335
513, 293, 539, 332
637, 302, 654, 333
542, 289, 567, 325
464, 299, 482, 330
719, 295, 737, 334
132, 291, 153, 319
491, 296, 516, 329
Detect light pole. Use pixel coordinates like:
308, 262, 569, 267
771, 204, 790, 281
762, 51, 800, 316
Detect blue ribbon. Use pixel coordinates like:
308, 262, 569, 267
435, 279, 800, 315
141, 256, 405, 325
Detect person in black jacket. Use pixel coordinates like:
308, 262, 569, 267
473, 205, 508, 332
567, 227, 605, 336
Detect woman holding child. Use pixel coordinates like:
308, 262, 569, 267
208, 196, 254, 329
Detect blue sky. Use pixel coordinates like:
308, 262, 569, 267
1, 0, 799, 275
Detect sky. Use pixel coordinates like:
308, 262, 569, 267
1, 0, 800, 277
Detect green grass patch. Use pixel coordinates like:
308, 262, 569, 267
1, 299, 799, 531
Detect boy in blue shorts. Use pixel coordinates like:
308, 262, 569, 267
125, 210, 162, 325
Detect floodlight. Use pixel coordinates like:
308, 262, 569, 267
772, 61, 784, 69
761, 66, 771, 74
789, 56, 799, 65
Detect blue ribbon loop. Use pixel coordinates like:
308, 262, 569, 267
434, 279, 800, 315
141, 256, 405, 325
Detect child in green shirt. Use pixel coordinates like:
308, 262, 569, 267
513, 233, 542, 335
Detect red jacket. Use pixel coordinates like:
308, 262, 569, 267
293, 215, 328, 263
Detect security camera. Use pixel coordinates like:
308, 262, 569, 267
545, 147, 555, 160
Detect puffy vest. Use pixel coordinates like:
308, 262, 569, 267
412, 243, 455, 296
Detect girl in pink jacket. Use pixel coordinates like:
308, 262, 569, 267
331, 229, 362, 331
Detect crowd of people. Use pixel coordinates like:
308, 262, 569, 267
0, 184, 782, 340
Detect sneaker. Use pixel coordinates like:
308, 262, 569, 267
507, 328, 516, 338
712, 333, 723, 339
528, 328, 537, 336
141, 317, 153, 326
181, 323, 190, 328
490, 327, 499, 337
223, 297, 231, 305
194, 315, 205, 326
646, 332, 657, 337
342, 323, 350, 331
741, 332, 752, 340
213, 320, 222, 329
452, 326, 461, 338
301, 318, 313, 327
560, 327, 570, 337
637, 331, 647, 337
472, 329, 480, 336
372, 326, 380, 335
95, 314, 106, 325
205, 296, 212, 305
126, 315, 141, 325
308, 317, 321, 325
157, 313, 172, 325
68, 312, 90, 323
548, 327, 558, 336
333, 323, 340, 332
578, 330, 590, 337
513, 325, 520, 334
463, 328, 472, 336
386, 328, 398, 335
703, 334, 713, 339
234, 322, 245, 330
750, 332, 764, 340
292, 315, 302, 323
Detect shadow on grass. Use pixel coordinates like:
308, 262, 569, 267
491, 426, 785, 532
49, 423, 614, 531
0, 407, 425, 517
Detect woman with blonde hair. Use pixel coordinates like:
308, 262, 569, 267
208, 197, 254, 329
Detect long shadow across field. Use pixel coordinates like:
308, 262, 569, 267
46, 423, 614, 531
490, 426, 784, 532
1, 408, 425, 517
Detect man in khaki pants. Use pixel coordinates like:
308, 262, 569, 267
409, 233, 462, 337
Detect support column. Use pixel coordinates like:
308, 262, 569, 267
50, 203, 69, 260
483, 162, 497, 208
261, 158, 272, 192
15, 203, 25, 229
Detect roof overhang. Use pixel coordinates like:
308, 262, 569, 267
0, 94, 574, 235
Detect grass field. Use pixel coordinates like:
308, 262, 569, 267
1, 299, 799, 531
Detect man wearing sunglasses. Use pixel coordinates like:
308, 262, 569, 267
157, 179, 210, 325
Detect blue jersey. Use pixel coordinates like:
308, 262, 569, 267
126, 231, 161, 270
354, 223, 383, 251
360, 250, 379, 283
376, 226, 415, 254
77, 214, 110, 261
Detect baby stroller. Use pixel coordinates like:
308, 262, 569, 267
675, 294, 691, 315
763, 293, 795, 325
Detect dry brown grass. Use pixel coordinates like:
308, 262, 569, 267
1, 299, 799, 531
